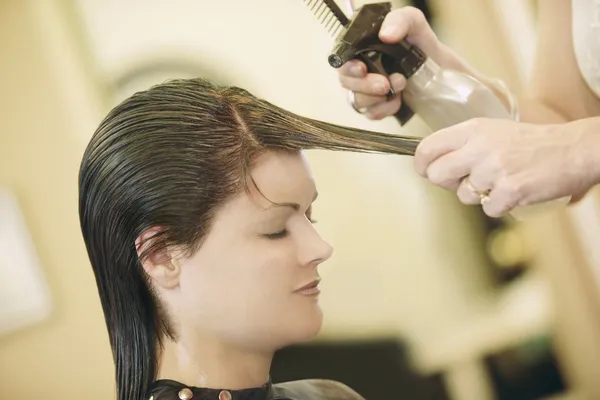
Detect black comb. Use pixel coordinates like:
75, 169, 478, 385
303, 0, 349, 38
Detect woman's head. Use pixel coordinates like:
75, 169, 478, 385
79, 78, 418, 399
154, 148, 333, 351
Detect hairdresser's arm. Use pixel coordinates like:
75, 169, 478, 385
489, 0, 600, 123
412, 0, 600, 217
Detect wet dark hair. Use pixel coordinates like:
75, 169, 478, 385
78, 77, 418, 400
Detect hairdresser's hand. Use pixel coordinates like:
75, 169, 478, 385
337, 6, 466, 120
413, 118, 599, 218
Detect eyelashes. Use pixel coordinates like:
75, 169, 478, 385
263, 212, 317, 240
263, 229, 289, 240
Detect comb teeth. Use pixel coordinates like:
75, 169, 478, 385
303, 0, 348, 38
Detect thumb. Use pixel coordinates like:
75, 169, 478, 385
413, 122, 472, 177
379, 7, 439, 55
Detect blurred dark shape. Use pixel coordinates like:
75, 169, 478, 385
271, 335, 567, 400
485, 335, 567, 400
271, 338, 449, 400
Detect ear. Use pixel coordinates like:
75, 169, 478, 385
135, 227, 182, 290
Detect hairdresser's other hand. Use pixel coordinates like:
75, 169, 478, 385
337, 6, 464, 120
413, 118, 599, 218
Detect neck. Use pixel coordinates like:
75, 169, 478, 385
156, 332, 273, 390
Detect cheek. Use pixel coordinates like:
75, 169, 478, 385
225, 243, 303, 329
179, 242, 298, 314
238, 241, 298, 297
176, 262, 216, 318
177, 240, 322, 347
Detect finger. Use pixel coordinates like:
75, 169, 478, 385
424, 148, 473, 191
481, 190, 517, 218
379, 7, 439, 55
353, 93, 388, 109
339, 60, 367, 78
456, 178, 482, 205
456, 162, 497, 205
413, 122, 473, 177
457, 179, 485, 205
365, 95, 401, 120
388, 73, 407, 94
480, 178, 523, 218
457, 177, 490, 206
338, 73, 390, 96
352, 73, 407, 109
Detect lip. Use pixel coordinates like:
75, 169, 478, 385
294, 278, 321, 296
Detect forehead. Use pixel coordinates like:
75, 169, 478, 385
197, 150, 317, 242
249, 150, 316, 208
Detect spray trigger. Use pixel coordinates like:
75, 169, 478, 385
361, 50, 396, 99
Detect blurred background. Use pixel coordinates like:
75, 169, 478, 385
1, 0, 600, 399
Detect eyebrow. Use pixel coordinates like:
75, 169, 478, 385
264, 191, 319, 211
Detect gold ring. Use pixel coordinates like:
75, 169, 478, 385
464, 177, 489, 196
464, 177, 491, 205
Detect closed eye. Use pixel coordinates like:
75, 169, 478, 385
263, 229, 289, 240
263, 207, 317, 240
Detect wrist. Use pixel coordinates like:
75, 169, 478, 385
587, 124, 600, 187
570, 118, 600, 187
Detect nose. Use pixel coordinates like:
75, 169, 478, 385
298, 227, 334, 267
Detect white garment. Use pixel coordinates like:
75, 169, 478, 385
572, 0, 600, 99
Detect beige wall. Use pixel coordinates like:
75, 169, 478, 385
0, 1, 114, 398
430, 0, 522, 89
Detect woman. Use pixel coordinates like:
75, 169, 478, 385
78, 78, 417, 400
338, 0, 600, 218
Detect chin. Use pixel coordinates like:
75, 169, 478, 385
284, 306, 324, 345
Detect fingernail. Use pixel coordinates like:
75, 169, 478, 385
390, 73, 406, 90
374, 83, 388, 95
351, 63, 363, 76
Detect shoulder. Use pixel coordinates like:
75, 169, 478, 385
272, 379, 365, 400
